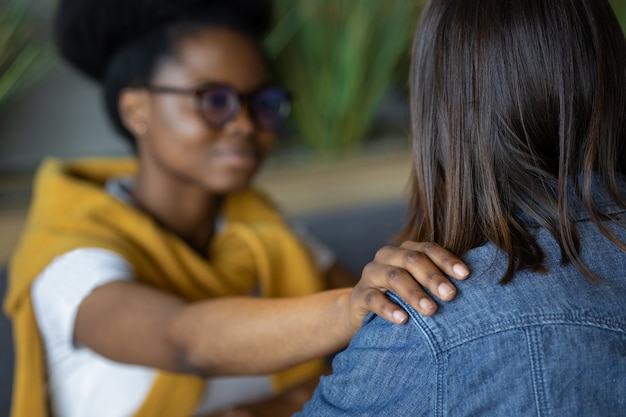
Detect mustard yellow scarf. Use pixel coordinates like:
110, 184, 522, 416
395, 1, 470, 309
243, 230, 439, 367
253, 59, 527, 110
3, 158, 324, 417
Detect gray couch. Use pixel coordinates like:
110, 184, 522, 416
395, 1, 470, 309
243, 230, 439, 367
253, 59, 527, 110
0, 199, 407, 416
0, 266, 13, 417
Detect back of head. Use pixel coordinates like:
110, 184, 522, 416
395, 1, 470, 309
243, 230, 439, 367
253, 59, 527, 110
403, 0, 626, 281
53, 0, 273, 145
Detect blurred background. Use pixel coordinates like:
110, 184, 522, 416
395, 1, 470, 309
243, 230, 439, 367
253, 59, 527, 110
1, 0, 626, 414
0, 0, 425, 261
0, 2, 422, 413
0, 0, 421, 180
2, 0, 626, 223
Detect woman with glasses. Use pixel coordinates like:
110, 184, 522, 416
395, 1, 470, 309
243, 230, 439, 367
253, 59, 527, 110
297, 0, 626, 415
3, 0, 470, 416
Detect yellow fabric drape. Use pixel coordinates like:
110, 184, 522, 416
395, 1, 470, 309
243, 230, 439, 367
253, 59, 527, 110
3, 158, 324, 417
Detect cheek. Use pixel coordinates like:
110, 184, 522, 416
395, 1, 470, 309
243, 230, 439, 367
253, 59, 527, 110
154, 99, 209, 144
256, 131, 276, 155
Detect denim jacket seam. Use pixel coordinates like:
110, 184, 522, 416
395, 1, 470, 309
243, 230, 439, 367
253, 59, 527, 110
525, 327, 550, 417
436, 351, 446, 417
406, 313, 625, 416
383, 294, 626, 352
387, 292, 444, 351
386, 292, 447, 416
439, 314, 626, 351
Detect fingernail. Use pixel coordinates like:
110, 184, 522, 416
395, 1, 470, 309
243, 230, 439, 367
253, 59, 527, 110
453, 263, 469, 278
419, 298, 435, 312
393, 310, 408, 323
438, 283, 455, 299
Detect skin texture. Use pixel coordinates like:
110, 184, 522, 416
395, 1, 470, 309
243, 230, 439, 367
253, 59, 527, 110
120, 28, 275, 252
73, 27, 470, 416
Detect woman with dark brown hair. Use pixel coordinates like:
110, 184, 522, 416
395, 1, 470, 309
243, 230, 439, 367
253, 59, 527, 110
297, 0, 626, 415
2, 1, 468, 416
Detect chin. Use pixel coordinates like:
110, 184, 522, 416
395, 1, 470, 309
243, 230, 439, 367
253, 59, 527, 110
202, 161, 263, 194
208, 173, 255, 194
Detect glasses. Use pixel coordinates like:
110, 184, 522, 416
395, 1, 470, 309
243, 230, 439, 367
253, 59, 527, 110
144, 83, 292, 130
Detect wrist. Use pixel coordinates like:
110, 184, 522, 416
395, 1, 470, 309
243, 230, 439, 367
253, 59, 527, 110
334, 288, 358, 338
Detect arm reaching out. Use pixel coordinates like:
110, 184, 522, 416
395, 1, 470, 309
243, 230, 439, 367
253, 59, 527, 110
74, 242, 468, 377
201, 242, 470, 416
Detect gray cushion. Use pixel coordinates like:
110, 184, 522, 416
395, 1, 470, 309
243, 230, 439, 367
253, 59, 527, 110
298, 199, 407, 277
0, 266, 13, 417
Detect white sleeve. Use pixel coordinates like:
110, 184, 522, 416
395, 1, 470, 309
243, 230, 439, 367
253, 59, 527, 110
31, 248, 134, 348
31, 249, 159, 417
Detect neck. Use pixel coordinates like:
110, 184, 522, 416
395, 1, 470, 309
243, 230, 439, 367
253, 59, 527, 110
131, 169, 223, 256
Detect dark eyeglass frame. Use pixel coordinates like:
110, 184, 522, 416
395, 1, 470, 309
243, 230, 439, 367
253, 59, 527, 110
142, 82, 293, 131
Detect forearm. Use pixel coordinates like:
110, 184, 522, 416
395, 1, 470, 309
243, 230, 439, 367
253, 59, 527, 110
77, 241, 469, 377
169, 288, 355, 376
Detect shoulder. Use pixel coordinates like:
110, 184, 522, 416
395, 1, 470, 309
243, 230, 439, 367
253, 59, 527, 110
298, 311, 437, 416
31, 248, 133, 342
32, 248, 133, 308
395, 225, 626, 352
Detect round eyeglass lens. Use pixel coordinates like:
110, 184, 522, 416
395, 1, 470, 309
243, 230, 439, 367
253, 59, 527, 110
199, 86, 239, 127
253, 88, 291, 129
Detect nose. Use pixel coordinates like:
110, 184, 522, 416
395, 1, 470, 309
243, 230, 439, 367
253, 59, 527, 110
223, 103, 255, 138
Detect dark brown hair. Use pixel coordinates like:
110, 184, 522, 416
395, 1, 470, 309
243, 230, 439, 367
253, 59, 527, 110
53, 0, 273, 147
400, 0, 626, 282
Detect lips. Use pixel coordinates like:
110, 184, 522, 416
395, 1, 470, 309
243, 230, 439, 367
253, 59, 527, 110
212, 146, 259, 170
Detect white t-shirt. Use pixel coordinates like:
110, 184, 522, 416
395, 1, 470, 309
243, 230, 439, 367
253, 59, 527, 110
31, 178, 335, 417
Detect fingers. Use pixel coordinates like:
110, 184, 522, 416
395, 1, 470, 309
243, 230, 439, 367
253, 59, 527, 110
398, 241, 469, 280
350, 279, 409, 327
367, 242, 471, 316
362, 262, 439, 316
371, 245, 459, 303
352, 241, 470, 324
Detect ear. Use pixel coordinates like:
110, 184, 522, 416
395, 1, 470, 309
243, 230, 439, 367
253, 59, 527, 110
119, 88, 151, 139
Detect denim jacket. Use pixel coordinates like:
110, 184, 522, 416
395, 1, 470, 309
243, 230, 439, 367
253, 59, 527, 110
297, 180, 626, 417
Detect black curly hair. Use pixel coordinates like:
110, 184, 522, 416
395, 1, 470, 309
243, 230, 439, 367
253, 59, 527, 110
54, 0, 274, 147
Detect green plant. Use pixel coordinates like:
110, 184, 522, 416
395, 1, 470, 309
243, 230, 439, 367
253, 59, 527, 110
0, 0, 57, 108
266, 0, 421, 158
610, 0, 626, 31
